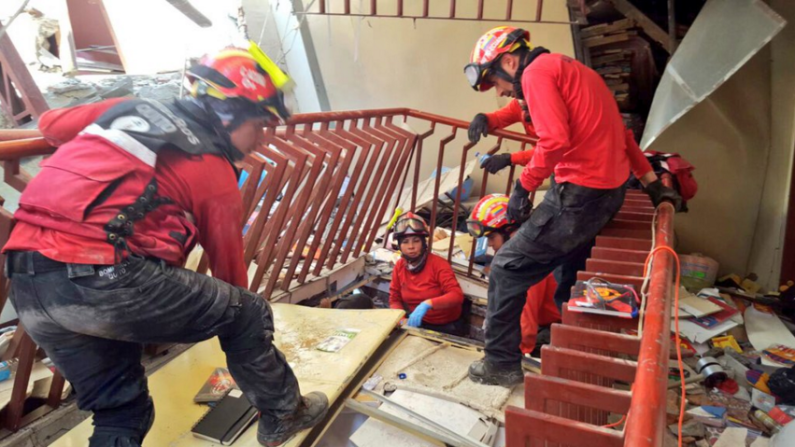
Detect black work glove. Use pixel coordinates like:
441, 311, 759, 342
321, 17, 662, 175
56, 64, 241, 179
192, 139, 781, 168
468, 113, 489, 143
480, 153, 513, 174
643, 179, 684, 212
507, 180, 532, 223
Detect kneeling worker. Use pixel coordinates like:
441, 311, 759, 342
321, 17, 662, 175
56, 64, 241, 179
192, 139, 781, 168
3, 45, 327, 446
468, 194, 560, 356
389, 213, 466, 335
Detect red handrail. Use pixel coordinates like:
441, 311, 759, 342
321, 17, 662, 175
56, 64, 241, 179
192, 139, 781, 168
624, 175, 676, 447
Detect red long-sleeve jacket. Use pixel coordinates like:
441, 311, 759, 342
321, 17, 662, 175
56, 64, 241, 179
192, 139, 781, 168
389, 254, 465, 325
3, 99, 249, 288
518, 53, 652, 191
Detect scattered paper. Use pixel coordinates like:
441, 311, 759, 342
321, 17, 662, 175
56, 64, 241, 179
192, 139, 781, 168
675, 318, 739, 344
316, 328, 360, 353
750, 437, 770, 447
679, 290, 722, 318
714, 427, 747, 447
745, 306, 795, 366
751, 389, 776, 413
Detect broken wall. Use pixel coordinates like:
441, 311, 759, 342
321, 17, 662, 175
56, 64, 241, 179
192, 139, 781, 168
646, 49, 772, 284
300, 0, 574, 193
746, 0, 795, 287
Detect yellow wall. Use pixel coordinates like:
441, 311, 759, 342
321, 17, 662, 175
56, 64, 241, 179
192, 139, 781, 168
303, 0, 574, 191
747, 0, 795, 287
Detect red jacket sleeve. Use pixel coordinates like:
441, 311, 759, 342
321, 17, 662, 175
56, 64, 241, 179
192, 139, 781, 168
625, 129, 653, 179
510, 149, 535, 166
428, 259, 464, 309
520, 65, 571, 192
192, 158, 249, 288
38, 98, 128, 147
389, 259, 406, 310
485, 99, 524, 131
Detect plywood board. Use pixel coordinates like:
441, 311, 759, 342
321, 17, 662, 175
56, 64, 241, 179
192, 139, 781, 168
350, 390, 485, 447
370, 335, 523, 423
51, 304, 403, 447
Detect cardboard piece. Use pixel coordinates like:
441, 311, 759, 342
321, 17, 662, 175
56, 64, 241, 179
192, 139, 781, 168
674, 318, 739, 344
745, 306, 795, 366
388, 159, 479, 224
678, 288, 723, 318
714, 428, 748, 447
52, 305, 403, 447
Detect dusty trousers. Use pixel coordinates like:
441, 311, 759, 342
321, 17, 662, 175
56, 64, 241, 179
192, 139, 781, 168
485, 178, 626, 366
7, 251, 300, 446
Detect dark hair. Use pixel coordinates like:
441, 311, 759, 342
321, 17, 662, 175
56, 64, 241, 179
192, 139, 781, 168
335, 293, 375, 310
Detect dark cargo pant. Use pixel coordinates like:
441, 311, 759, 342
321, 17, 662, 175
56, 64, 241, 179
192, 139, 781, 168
485, 178, 626, 366
7, 252, 300, 446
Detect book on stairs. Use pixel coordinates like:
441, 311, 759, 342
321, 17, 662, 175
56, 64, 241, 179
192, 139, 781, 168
192, 389, 258, 445
567, 280, 639, 318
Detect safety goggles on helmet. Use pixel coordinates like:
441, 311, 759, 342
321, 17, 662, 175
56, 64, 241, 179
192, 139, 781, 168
393, 214, 429, 237
464, 61, 513, 92
466, 219, 489, 238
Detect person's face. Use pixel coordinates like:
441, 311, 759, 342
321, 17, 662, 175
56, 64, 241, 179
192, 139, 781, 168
229, 117, 268, 155
489, 53, 520, 98
487, 232, 506, 252
400, 235, 424, 258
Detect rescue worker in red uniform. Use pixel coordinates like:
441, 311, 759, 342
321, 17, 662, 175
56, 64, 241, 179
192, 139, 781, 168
389, 213, 466, 335
3, 46, 327, 446
467, 99, 656, 312
467, 194, 560, 356
463, 26, 683, 386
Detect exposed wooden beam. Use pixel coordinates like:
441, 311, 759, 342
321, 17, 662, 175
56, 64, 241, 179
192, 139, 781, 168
606, 0, 673, 53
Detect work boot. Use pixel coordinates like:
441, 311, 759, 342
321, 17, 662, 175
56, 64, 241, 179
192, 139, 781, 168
468, 359, 524, 387
257, 391, 329, 446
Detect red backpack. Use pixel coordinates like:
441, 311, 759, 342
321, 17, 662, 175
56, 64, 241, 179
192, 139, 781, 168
643, 151, 698, 204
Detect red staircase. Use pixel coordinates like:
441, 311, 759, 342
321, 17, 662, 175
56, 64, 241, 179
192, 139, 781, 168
506, 182, 677, 447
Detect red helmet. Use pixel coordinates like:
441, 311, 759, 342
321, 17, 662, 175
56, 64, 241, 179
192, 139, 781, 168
467, 194, 517, 237
187, 45, 290, 123
393, 212, 429, 238
465, 26, 530, 92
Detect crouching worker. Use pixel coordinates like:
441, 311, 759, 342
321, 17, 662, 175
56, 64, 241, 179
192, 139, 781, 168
389, 213, 466, 335
3, 45, 327, 447
467, 195, 560, 357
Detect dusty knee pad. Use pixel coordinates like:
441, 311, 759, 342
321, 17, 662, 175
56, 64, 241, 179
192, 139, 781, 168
220, 291, 272, 362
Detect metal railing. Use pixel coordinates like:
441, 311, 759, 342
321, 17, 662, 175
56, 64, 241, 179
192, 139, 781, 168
298, 0, 586, 25
0, 108, 536, 298
0, 111, 675, 443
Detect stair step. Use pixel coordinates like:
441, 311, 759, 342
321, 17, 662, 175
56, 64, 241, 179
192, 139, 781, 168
591, 247, 650, 264
525, 373, 632, 416
541, 345, 638, 384
586, 258, 645, 277
550, 324, 640, 357
595, 236, 652, 251
505, 407, 625, 447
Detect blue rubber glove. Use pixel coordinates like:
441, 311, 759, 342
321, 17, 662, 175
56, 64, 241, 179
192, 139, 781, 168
407, 301, 433, 328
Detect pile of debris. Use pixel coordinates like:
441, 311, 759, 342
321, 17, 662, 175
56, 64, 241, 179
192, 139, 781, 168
43, 72, 183, 110
663, 256, 795, 445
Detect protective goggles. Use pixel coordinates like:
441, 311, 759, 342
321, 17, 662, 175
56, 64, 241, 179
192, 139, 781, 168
464, 61, 516, 92
466, 219, 499, 238
393, 218, 427, 236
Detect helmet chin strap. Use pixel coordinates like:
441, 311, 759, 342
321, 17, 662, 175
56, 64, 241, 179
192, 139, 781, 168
510, 46, 552, 123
